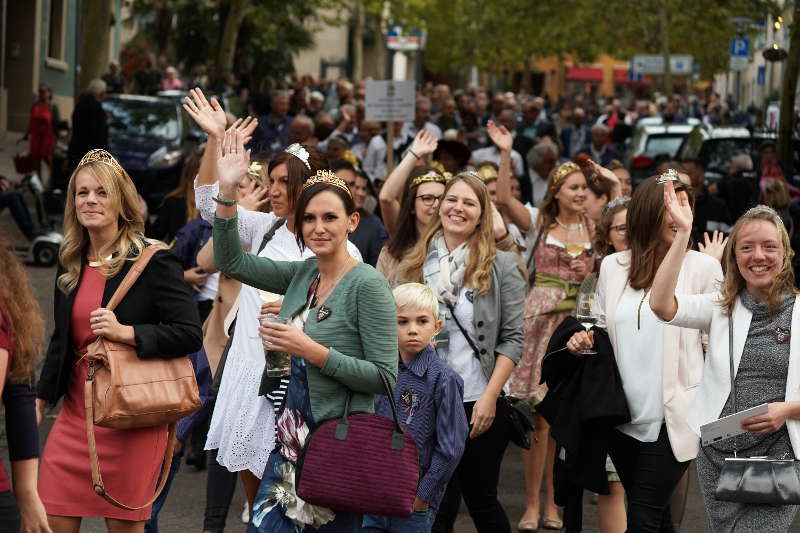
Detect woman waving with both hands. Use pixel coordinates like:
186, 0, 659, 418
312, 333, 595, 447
211, 129, 398, 533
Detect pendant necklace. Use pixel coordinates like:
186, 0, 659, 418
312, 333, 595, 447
312, 260, 354, 322
555, 217, 582, 231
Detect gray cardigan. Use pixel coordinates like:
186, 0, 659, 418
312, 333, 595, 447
464, 249, 526, 380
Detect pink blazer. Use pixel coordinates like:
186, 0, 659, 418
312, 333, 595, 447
596, 250, 722, 462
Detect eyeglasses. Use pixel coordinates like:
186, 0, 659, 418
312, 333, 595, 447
610, 224, 627, 234
415, 194, 442, 206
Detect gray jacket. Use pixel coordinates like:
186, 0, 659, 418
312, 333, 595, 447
472, 249, 526, 379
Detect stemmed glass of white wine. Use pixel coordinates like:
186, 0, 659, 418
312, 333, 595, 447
575, 274, 598, 355
564, 225, 585, 261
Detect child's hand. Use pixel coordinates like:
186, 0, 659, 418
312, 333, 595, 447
413, 497, 429, 511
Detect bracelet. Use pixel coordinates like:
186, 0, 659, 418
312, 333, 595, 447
408, 148, 420, 160
212, 195, 236, 206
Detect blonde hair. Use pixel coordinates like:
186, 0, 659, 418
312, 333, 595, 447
399, 173, 497, 295
393, 283, 439, 320
57, 158, 155, 294
718, 205, 798, 315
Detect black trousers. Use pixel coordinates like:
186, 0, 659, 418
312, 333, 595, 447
0, 491, 19, 532
203, 449, 239, 532
432, 397, 511, 533
607, 425, 689, 533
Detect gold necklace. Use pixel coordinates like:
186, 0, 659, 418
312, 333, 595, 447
637, 289, 651, 330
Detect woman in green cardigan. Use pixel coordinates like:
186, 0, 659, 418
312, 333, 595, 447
211, 130, 398, 532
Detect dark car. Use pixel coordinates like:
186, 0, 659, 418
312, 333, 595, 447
676, 124, 800, 183
102, 94, 203, 209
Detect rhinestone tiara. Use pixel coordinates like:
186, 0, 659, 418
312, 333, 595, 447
656, 168, 680, 184
77, 149, 124, 173
284, 143, 311, 170
302, 169, 352, 197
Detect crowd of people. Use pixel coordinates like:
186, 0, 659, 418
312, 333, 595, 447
1, 75, 800, 533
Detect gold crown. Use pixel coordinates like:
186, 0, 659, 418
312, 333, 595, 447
302, 170, 352, 197
474, 164, 498, 182
552, 162, 582, 184
342, 150, 361, 171
284, 143, 311, 169
410, 170, 446, 189
77, 149, 124, 173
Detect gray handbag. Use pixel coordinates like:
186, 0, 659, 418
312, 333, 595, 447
714, 316, 800, 505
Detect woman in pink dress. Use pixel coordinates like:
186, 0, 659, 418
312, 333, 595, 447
36, 149, 202, 532
25, 84, 58, 178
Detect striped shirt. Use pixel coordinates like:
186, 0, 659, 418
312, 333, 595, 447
373, 345, 468, 508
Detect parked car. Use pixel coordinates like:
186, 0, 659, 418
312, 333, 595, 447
103, 94, 203, 209
626, 122, 696, 182
676, 124, 800, 183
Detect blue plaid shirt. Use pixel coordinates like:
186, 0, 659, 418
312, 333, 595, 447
374, 345, 467, 508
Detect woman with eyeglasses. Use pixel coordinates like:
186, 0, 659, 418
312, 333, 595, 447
491, 118, 596, 530
377, 130, 447, 287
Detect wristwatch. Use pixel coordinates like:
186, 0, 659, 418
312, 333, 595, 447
212, 195, 236, 206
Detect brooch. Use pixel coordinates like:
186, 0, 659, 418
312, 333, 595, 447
400, 389, 420, 425
316, 306, 332, 322
772, 326, 791, 344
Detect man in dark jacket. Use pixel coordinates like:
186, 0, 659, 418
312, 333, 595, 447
67, 79, 108, 174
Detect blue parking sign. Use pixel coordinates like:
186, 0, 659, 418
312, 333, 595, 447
730, 38, 749, 57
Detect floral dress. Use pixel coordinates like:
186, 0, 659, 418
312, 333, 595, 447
508, 229, 596, 404
248, 316, 361, 532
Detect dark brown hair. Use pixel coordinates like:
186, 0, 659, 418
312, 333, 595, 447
386, 166, 444, 261
587, 174, 615, 202
594, 197, 630, 257
293, 182, 356, 250
268, 145, 327, 212
626, 176, 693, 290
0, 236, 45, 382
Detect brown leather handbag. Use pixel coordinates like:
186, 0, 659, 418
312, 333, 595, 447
82, 244, 201, 509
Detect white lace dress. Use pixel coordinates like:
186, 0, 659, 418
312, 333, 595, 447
196, 182, 362, 477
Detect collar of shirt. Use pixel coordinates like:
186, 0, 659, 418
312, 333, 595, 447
400, 344, 437, 377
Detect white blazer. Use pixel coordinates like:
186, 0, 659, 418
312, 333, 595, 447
669, 291, 800, 457
596, 250, 723, 462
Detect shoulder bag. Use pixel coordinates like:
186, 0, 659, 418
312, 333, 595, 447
445, 302, 535, 449
83, 245, 201, 509
714, 315, 800, 505
295, 366, 420, 517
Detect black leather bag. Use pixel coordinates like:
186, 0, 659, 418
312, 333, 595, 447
445, 303, 535, 449
714, 316, 800, 504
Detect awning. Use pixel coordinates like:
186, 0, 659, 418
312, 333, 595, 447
566, 66, 602, 82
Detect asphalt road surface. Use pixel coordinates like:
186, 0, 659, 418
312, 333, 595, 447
7, 249, 800, 532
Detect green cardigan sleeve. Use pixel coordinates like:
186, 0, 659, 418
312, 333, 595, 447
213, 215, 300, 294
320, 274, 398, 393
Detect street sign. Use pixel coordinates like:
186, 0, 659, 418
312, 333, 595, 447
627, 59, 642, 82
365, 80, 415, 122
729, 56, 748, 71
757, 65, 766, 85
386, 26, 423, 51
631, 54, 693, 75
730, 38, 750, 57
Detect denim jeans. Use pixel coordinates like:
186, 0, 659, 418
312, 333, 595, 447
0, 190, 35, 240
362, 508, 437, 533
144, 451, 183, 533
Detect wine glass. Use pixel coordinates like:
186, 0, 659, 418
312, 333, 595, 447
564, 225, 585, 261
575, 274, 598, 355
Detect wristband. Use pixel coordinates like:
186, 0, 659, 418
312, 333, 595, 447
408, 148, 420, 160
212, 195, 236, 206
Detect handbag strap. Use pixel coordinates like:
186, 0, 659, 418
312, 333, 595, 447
83, 374, 177, 510
728, 314, 738, 458
337, 366, 406, 450
445, 302, 481, 362
256, 219, 286, 255
105, 245, 164, 311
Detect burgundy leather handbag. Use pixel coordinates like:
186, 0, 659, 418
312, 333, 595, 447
295, 366, 420, 517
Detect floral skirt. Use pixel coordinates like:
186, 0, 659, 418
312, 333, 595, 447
248, 356, 361, 533
508, 286, 572, 404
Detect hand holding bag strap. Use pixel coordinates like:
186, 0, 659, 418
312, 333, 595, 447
104, 245, 164, 312
84, 373, 177, 510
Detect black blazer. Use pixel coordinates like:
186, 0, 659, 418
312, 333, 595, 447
38, 246, 203, 404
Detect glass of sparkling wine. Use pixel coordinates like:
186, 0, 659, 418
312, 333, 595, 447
565, 226, 584, 260
575, 282, 598, 355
